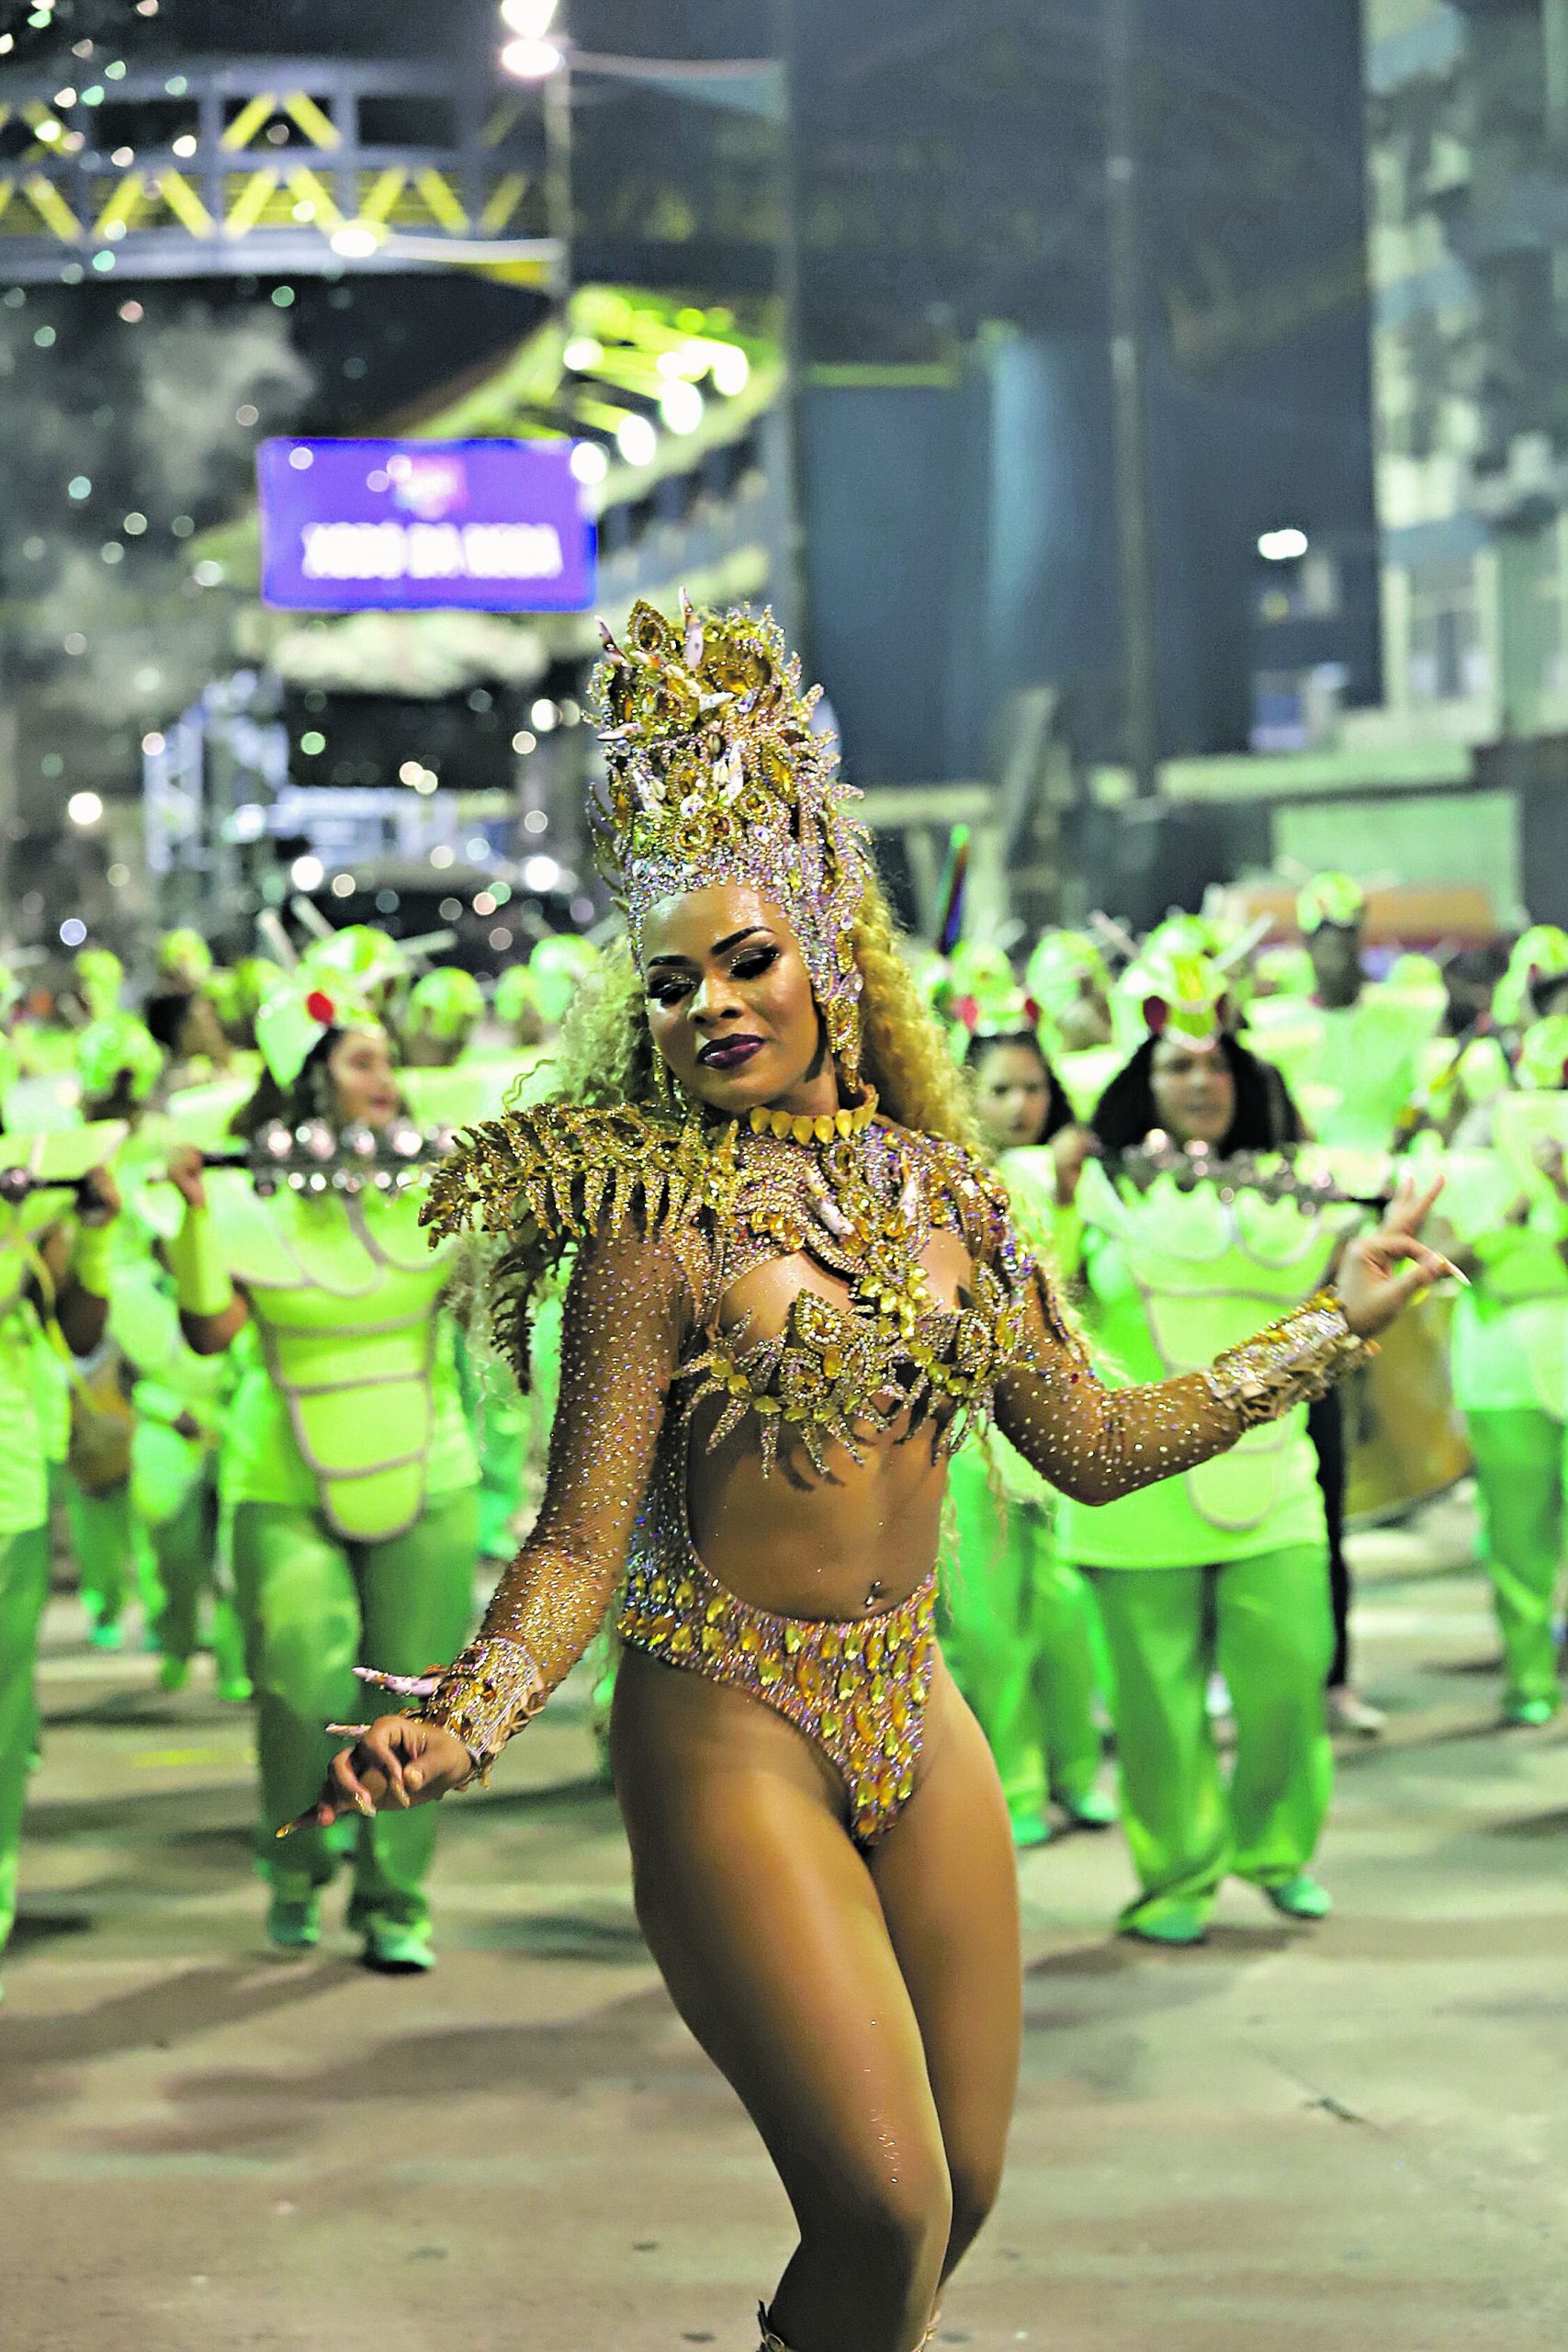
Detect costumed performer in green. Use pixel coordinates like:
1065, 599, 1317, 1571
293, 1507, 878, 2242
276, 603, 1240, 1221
944, 976, 1114, 1846
1061, 951, 1371, 1943
1438, 1012, 1568, 1724
164, 975, 479, 1973
0, 1135, 122, 1997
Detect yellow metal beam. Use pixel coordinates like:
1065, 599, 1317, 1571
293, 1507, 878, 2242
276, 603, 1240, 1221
413, 168, 468, 232
285, 164, 344, 232
481, 98, 524, 149
479, 171, 527, 233
224, 167, 278, 238
95, 171, 148, 239
358, 167, 407, 225
22, 174, 80, 243
476, 255, 555, 289
157, 171, 215, 238
220, 92, 277, 151
282, 91, 341, 150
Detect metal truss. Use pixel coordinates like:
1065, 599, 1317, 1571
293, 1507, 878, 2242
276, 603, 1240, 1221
0, 53, 560, 283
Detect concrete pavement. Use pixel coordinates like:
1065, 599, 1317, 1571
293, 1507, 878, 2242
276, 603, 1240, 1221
3, 1485, 1566, 2351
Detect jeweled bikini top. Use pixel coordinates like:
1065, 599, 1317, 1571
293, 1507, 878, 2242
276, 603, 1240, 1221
421, 1098, 1036, 1476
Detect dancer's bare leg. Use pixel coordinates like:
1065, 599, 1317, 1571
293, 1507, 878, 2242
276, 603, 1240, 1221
611, 1646, 956, 2352
869, 1656, 1022, 2282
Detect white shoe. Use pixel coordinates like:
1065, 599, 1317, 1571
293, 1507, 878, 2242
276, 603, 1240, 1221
1327, 1686, 1386, 1737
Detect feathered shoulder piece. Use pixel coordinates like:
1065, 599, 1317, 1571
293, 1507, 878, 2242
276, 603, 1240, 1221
420, 1101, 743, 1389
420, 1100, 743, 1252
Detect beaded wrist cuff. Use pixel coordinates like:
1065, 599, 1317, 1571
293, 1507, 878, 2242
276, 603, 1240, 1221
417, 1635, 547, 1778
1202, 1290, 1373, 1431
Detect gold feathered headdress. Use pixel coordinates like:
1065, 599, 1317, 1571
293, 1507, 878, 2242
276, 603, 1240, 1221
589, 597, 872, 1082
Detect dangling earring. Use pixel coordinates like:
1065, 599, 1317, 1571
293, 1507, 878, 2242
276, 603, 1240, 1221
650, 1050, 679, 1112
826, 993, 863, 1097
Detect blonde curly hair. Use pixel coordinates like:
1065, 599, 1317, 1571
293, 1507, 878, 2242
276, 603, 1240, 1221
521, 866, 979, 1149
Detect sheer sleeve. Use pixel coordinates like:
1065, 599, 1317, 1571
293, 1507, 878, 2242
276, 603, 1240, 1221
987, 1216, 1371, 1508
418, 1216, 694, 1771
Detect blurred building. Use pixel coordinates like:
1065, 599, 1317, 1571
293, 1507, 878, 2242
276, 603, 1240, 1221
1123, 0, 1568, 934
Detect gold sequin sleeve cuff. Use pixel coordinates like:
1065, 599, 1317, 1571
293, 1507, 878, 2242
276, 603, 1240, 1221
417, 1635, 547, 1778
1202, 1290, 1374, 1430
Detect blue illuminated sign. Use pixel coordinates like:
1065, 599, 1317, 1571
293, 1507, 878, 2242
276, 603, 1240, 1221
257, 436, 595, 613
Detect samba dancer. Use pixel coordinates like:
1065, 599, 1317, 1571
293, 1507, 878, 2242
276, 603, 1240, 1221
313, 603, 1454, 2352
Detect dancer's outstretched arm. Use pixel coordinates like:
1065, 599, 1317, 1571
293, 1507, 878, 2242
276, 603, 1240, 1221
994, 1173, 1457, 1505
311, 1218, 691, 1823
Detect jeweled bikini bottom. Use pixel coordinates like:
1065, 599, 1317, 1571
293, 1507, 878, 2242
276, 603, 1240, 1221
617, 1545, 938, 1849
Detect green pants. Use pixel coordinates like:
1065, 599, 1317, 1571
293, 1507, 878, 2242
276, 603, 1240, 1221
944, 1447, 1106, 1824
68, 1477, 159, 1637
456, 1333, 528, 1563
147, 1478, 248, 1690
0, 1523, 51, 1956
1088, 1544, 1334, 1933
1466, 1408, 1567, 1714
231, 1488, 479, 1935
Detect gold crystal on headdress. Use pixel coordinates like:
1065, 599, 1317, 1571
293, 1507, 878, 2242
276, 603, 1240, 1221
589, 598, 872, 1079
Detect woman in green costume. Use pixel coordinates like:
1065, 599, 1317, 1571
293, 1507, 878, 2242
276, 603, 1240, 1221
111, 1189, 252, 1701
944, 995, 1114, 1848
1439, 1013, 1568, 1724
66, 1014, 168, 1647
165, 977, 479, 1972
0, 1144, 122, 1995
1062, 953, 1367, 1943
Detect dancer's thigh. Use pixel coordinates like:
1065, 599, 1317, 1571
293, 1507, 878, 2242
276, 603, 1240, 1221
869, 1657, 1021, 2240
609, 1645, 951, 2232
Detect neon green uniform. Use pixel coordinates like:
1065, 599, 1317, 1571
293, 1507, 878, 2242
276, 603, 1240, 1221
0, 1193, 88, 1964
1444, 1128, 1568, 1719
1055, 1157, 1358, 1933
1247, 982, 1442, 1149
941, 1147, 1110, 1838
197, 1170, 480, 1938
108, 1234, 248, 1692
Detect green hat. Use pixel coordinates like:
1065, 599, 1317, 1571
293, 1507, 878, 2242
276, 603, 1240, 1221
1254, 943, 1315, 999
231, 956, 287, 1021
1516, 1014, 1568, 1092
75, 1012, 164, 1104
494, 964, 543, 1025
73, 947, 124, 1018
405, 967, 484, 1043
1388, 951, 1442, 994
1132, 947, 1228, 1046
158, 927, 213, 988
1296, 872, 1366, 934
1496, 924, 1568, 1027
206, 967, 240, 1024
529, 933, 602, 1028
255, 977, 380, 1091
1024, 932, 1110, 1027
301, 925, 408, 1001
